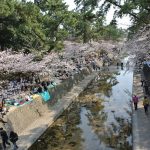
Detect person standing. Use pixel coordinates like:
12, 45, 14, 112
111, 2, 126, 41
141, 79, 145, 87
132, 95, 139, 110
0, 128, 10, 149
9, 131, 19, 150
91, 60, 96, 70
117, 62, 119, 69
121, 62, 123, 68
143, 80, 149, 95
143, 96, 149, 115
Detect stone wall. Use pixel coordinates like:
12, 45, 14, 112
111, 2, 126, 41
5, 67, 92, 135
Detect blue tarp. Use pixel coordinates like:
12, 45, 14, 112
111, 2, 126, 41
39, 91, 51, 102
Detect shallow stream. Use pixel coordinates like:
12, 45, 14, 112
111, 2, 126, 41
29, 63, 133, 150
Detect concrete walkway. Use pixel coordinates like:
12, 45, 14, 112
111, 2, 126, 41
13, 72, 97, 150
132, 72, 150, 150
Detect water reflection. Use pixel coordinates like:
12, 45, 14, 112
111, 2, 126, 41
29, 68, 133, 150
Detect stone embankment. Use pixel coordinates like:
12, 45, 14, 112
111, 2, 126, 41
5, 67, 97, 150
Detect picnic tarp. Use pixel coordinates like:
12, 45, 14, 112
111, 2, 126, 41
39, 91, 51, 102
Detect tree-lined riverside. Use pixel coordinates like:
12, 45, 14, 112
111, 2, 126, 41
1, 0, 150, 150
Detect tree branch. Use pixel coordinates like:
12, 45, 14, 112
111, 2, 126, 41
105, 0, 148, 24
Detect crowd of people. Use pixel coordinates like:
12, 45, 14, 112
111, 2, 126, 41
0, 74, 57, 118
0, 76, 58, 149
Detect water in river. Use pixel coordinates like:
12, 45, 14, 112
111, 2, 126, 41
29, 65, 133, 150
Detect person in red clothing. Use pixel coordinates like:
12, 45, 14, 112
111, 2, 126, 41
132, 95, 139, 110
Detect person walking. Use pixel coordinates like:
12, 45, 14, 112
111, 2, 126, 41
143, 96, 149, 115
91, 60, 96, 70
0, 127, 10, 149
141, 79, 145, 87
121, 62, 123, 67
132, 95, 139, 110
9, 131, 19, 150
117, 62, 119, 69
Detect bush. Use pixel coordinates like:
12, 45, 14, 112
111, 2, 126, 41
54, 41, 64, 52
33, 53, 43, 61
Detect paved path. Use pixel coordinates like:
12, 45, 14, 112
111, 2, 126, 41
14, 72, 97, 150
132, 72, 150, 150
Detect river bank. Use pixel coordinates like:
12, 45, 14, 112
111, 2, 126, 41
3, 61, 132, 150
6, 69, 97, 150
30, 62, 133, 150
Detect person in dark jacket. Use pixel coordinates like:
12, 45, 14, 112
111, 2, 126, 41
0, 128, 10, 149
9, 131, 18, 150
